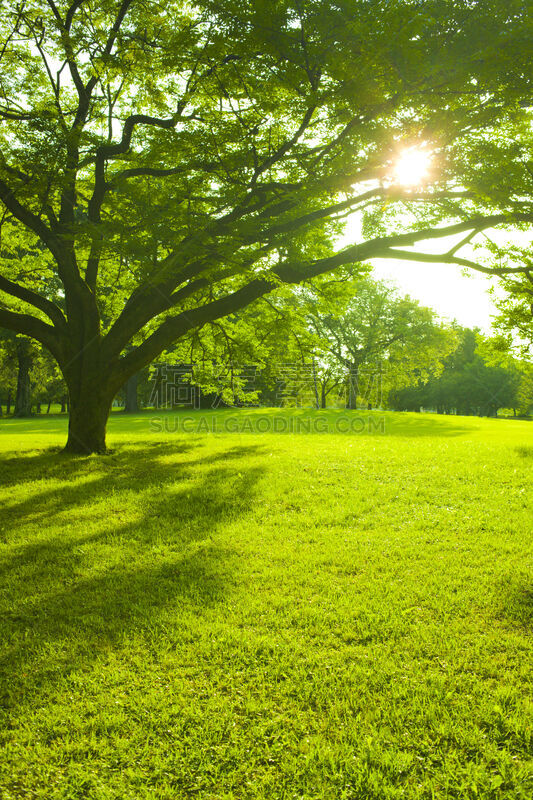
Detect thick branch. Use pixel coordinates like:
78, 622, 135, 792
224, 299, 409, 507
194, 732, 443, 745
45, 0, 87, 97
0, 177, 84, 295
65, 1, 86, 31
244, 188, 381, 241
107, 211, 533, 377
86, 111, 188, 285
281, 213, 533, 283
107, 162, 219, 186
98, 113, 185, 162
364, 214, 533, 251
113, 278, 273, 383
0, 307, 63, 357
0, 177, 63, 262
0, 274, 66, 328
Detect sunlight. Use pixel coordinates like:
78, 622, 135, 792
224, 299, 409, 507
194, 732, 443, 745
393, 147, 432, 187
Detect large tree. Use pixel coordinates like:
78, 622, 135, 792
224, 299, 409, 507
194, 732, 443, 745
0, 0, 531, 452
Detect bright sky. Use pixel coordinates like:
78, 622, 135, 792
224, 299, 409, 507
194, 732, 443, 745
340, 143, 503, 332
340, 214, 500, 333
370, 256, 498, 332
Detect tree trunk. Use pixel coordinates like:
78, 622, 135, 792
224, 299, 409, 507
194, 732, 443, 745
6, 390, 12, 416
64, 388, 114, 454
47, 400, 52, 413
321, 383, 327, 409
123, 371, 139, 413
346, 363, 358, 410
14, 338, 33, 417
311, 358, 320, 409
63, 349, 115, 454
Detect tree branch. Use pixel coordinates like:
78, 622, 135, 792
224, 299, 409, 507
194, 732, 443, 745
107, 162, 219, 186
251, 105, 317, 184
0, 177, 62, 262
372, 248, 531, 276
106, 211, 533, 375
65, 0, 86, 31
0, 273, 67, 328
0, 176, 83, 293
86, 111, 190, 285
0, 307, 63, 357
112, 278, 273, 383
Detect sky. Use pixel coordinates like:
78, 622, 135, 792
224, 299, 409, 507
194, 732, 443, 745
369, 256, 498, 332
341, 209, 501, 333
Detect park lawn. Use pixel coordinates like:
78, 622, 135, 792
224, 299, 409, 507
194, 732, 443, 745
0, 409, 532, 800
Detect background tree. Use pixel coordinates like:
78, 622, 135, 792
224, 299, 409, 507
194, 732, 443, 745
0, 331, 67, 415
391, 328, 524, 416
145, 283, 323, 409
477, 333, 532, 416
516, 365, 533, 417
0, 0, 532, 451
31, 346, 68, 413
307, 276, 453, 409
0, 331, 35, 417
12, 337, 34, 417
0, 333, 16, 414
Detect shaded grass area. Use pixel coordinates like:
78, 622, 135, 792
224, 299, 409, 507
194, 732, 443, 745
0, 410, 532, 799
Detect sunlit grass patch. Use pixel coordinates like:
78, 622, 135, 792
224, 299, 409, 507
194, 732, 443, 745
0, 410, 532, 799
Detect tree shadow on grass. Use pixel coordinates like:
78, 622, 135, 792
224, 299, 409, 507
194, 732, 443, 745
494, 576, 533, 627
0, 440, 266, 715
515, 445, 533, 459
376, 412, 478, 438
0, 439, 257, 532
0, 437, 203, 489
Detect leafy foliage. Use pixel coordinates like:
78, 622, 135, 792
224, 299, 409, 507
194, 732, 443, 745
391, 327, 527, 415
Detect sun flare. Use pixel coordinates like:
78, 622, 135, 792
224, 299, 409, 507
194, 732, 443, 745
393, 148, 432, 187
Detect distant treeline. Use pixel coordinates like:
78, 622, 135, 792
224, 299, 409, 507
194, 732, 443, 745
389, 329, 529, 417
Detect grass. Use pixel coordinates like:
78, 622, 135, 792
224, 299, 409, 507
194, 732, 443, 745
0, 408, 532, 799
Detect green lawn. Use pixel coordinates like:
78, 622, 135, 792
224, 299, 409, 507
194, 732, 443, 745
0, 409, 532, 799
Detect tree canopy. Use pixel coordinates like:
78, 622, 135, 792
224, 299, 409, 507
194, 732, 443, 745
0, 0, 532, 451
